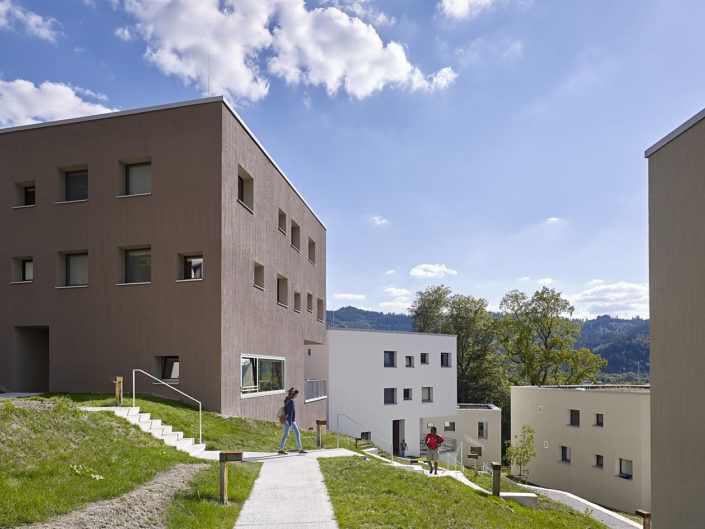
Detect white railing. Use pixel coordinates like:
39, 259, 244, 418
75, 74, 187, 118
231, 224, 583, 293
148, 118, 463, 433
304, 378, 327, 401
132, 369, 202, 444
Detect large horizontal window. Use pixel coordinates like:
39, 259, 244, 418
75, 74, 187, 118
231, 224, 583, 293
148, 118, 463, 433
241, 356, 284, 395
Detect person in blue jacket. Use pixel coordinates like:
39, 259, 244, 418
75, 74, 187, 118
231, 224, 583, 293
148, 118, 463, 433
278, 387, 306, 454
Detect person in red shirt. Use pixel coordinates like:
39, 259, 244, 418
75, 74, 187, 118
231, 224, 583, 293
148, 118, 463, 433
424, 426, 444, 475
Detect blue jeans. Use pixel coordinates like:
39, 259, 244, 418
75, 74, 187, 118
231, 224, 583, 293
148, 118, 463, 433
280, 421, 302, 450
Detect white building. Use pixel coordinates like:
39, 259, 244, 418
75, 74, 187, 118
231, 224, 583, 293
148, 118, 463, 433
315, 328, 457, 457
511, 385, 650, 514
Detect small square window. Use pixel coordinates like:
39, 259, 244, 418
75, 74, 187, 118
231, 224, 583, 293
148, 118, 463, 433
619, 458, 633, 479
12, 257, 33, 282
470, 446, 482, 456
24, 185, 36, 205
478, 421, 488, 439
294, 291, 301, 312
291, 221, 301, 251
403, 388, 412, 400
384, 351, 396, 367
237, 167, 253, 211
65, 170, 88, 201
278, 209, 287, 234
444, 421, 455, 432
22, 259, 33, 282
384, 388, 396, 405
254, 262, 264, 289
595, 413, 604, 427
182, 254, 203, 279
307, 292, 313, 312
420, 353, 429, 364
405, 355, 414, 367
595, 454, 604, 468
441, 352, 451, 367
14, 181, 36, 207
125, 162, 152, 195
317, 297, 324, 322
560, 445, 571, 463
160, 356, 180, 381
124, 248, 151, 283
63, 252, 88, 286
422, 387, 433, 402
308, 237, 316, 264
570, 409, 580, 427
277, 275, 288, 307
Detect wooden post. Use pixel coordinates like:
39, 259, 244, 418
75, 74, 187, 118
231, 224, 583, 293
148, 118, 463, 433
467, 454, 479, 477
316, 419, 326, 448
491, 462, 502, 496
635, 509, 651, 529
112, 376, 123, 406
219, 451, 243, 504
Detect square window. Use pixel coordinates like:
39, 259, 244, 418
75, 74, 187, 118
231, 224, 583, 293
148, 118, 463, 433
384, 388, 396, 405
405, 355, 414, 367
317, 297, 324, 322
619, 458, 633, 479
12, 257, 34, 282
254, 262, 264, 289
125, 162, 152, 195
182, 254, 203, 279
420, 353, 429, 364
237, 167, 253, 211
403, 388, 412, 400
22, 259, 33, 281
24, 185, 36, 205
278, 209, 287, 234
422, 386, 433, 402
65, 252, 88, 286
570, 409, 580, 427
444, 421, 455, 432
65, 170, 88, 201
14, 181, 36, 207
308, 237, 316, 264
595, 454, 604, 468
277, 275, 288, 307
470, 446, 482, 456
307, 292, 313, 312
384, 351, 396, 367
595, 413, 604, 427
561, 445, 571, 463
124, 248, 151, 283
294, 291, 301, 312
291, 221, 301, 251
441, 352, 451, 367
478, 421, 488, 439
160, 356, 179, 380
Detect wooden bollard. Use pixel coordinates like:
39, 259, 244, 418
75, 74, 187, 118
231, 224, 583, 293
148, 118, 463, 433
220, 451, 243, 504
112, 376, 123, 406
491, 462, 502, 496
635, 509, 651, 529
316, 419, 326, 448
467, 453, 479, 477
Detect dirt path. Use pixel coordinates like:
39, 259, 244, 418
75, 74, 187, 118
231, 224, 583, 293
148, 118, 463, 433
19, 463, 208, 529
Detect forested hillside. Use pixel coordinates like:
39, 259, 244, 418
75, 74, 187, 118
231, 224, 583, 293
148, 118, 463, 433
327, 306, 649, 376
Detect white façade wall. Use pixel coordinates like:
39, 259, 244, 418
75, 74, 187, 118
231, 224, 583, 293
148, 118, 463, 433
324, 329, 457, 457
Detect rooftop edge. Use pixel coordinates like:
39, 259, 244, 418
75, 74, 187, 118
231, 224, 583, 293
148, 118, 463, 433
645, 105, 705, 158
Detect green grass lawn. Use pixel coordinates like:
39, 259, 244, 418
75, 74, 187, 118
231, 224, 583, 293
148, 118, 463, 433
56, 392, 358, 452
0, 396, 194, 527
320, 457, 609, 529
165, 460, 261, 529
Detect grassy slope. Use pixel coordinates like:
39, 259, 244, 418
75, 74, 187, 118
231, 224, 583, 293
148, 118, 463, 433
59, 393, 358, 452
0, 397, 193, 527
320, 457, 608, 529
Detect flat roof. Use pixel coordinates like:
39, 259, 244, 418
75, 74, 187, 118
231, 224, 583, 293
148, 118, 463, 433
326, 327, 456, 338
512, 384, 649, 393
645, 105, 705, 158
457, 403, 500, 410
0, 96, 325, 228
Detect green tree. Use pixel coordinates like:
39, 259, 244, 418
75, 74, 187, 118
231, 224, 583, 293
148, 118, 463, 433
498, 287, 607, 386
409, 285, 451, 333
505, 424, 536, 481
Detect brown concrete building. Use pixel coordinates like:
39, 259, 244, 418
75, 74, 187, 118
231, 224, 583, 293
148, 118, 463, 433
646, 110, 705, 528
0, 97, 327, 428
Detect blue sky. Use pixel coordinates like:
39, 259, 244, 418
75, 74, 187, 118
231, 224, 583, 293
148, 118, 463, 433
1, 0, 702, 319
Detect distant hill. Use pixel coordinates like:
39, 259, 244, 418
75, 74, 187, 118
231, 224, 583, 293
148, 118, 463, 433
327, 307, 649, 375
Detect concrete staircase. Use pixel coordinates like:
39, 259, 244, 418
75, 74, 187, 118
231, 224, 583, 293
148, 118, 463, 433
82, 406, 220, 460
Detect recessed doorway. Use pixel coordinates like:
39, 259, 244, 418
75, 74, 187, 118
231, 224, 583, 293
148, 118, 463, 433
13, 326, 49, 392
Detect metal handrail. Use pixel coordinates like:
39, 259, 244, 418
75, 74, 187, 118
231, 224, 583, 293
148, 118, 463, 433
132, 369, 202, 444
336, 412, 396, 463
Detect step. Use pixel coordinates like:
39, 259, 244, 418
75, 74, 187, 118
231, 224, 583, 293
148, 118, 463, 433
126, 407, 141, 416
184, 443, 206, 456
162, 431, 184, 445
138, 419, 162, 432
150, 425, 172, 437
175, 437, 195, 450
126, 413, 150, 425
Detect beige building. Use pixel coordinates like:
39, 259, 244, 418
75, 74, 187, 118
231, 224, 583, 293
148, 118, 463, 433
646, 110, 705, 528
511, 385, 650, 514
425, 403, 502, 468
0, 97, 327, 428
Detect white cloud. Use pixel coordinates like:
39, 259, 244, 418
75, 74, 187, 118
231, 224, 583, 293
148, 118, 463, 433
538, 277, 553, 285
384, 287, 410, 297
119, 0, 455, 103
370, 215, 388, 226
439, 0, 496, 19
0, 79, 116, 127
518, 276, 530, 281
570, 282, 649, 319
0, 0, 60, 42
114, 26, 133, 41
545, 217, 560, 223
385, 269, 396, 275
454, 37, 523, 69
319, 0, 395, 26
379, 296, 412, 312
586, 279, 604, 286
333, 293, 366, 301
410, 263, 458, 279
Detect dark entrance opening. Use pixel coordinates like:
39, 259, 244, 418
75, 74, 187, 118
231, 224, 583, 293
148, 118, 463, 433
13, 326, 49, 392
392, 419, 404, 456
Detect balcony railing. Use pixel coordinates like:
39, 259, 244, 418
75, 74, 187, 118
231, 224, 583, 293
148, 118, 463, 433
305, 378, 327, 402
419, 436, 457, 454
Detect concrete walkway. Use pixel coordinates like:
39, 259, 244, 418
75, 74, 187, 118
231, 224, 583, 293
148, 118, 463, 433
234, 448, 357, 529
